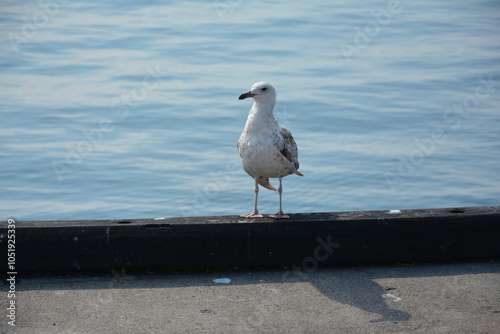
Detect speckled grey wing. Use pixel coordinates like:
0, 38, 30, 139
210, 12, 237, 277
279, 126, 302, 174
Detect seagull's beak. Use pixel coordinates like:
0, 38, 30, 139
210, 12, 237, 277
238, 91, 256, 100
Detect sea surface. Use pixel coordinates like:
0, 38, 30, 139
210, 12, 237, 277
1, 0, 499, 221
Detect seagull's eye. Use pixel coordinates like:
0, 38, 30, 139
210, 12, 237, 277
262, 87, 267, 92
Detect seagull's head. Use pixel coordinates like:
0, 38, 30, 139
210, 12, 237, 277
238, 81, 276, 104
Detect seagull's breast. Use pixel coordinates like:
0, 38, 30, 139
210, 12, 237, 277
238, 128, 295, 178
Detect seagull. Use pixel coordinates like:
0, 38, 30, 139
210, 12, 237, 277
237, 81, 303, 219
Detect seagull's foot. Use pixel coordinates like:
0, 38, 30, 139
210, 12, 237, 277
239, 212, 264, 218
268, 211, 290, 219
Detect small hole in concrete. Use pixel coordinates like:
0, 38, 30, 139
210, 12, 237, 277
117, 221, 133, 224
449, 209, 465, 214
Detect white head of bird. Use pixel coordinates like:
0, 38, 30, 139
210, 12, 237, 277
238, 81, 276, 107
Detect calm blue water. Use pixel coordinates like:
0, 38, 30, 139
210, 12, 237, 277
1, 0, 499, 221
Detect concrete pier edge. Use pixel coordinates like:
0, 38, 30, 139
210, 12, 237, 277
2, 206, 500, 272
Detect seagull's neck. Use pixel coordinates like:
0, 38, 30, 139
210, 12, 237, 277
244, 101, 278, 132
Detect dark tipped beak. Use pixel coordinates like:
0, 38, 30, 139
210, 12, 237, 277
238, 91, 256, 100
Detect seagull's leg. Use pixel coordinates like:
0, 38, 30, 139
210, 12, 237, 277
268, 177, 289, 219
240, 178, 264, 218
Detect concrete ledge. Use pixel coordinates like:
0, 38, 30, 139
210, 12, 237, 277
2, 206, 500, 272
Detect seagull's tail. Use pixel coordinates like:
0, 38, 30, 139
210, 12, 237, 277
257, 176, 277, 191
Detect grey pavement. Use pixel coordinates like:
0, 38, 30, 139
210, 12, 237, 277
3, 260, 500, 334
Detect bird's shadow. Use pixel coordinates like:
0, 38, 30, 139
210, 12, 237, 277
303, 267, 411, 322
